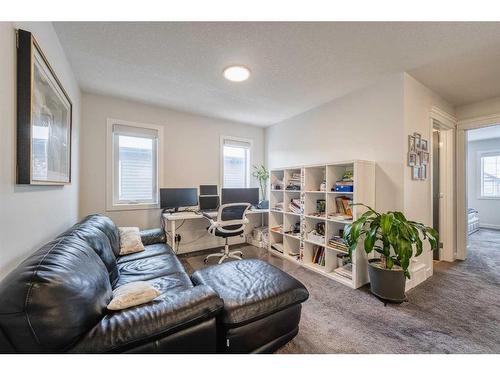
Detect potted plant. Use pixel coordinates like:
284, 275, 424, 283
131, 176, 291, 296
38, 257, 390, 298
252, 164, 269, 209
343, 204, 438, 303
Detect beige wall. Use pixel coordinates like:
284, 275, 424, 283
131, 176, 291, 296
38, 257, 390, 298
0, 22, 81, 280
266, 73, 406, 213
80, 93, 265, 253
402, 74, 455, 288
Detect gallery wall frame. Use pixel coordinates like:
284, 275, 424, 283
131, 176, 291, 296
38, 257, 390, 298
17, 29, 72, 185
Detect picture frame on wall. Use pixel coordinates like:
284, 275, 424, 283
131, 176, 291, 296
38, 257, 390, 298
17, 29, 72, 185
421, 139, 428, 152
419, 165, 427, 180
408, 152, 417, 166
412, 166, 420, 180
414, 132, 422, 150
408, 135, 416, 152
422, 152, 429, 165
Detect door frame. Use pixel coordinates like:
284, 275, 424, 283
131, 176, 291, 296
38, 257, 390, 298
456, 113, 500, 260
430, 107, 456, 262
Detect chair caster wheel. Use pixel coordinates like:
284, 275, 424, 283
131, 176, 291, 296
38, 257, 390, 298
204, 258, 209, 264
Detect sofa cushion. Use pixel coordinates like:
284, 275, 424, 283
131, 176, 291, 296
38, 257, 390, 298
191, 259, 309, 327
118, 227, 145, 255
115, 247, 188, 288
0, 236, 112, 353
107, 281, 161, 311
60, 215, 120, 286
69, 285, 223, 353
117, 243, 172, 264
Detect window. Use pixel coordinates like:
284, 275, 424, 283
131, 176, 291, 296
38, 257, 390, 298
107, 120, 161, 210
480, 152, 500, 198
221, 136, 252, 188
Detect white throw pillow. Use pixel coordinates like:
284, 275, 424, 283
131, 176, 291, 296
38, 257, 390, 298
107, 281, 161, 310
118, 227, 145, 255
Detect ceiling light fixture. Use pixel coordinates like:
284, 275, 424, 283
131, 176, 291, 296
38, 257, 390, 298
223, 65, 251, 82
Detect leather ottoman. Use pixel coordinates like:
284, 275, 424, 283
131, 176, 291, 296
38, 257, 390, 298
191, 259, 309, 353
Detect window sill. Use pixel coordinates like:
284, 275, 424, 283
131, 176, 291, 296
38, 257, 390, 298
106, 203, 160, 212
477, 196, 500, 201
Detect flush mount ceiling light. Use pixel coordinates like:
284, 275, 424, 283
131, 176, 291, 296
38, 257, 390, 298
223, 65, 251, 82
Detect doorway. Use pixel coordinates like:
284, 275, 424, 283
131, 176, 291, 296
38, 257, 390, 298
457, 115, 500, 260
465, 125, 500, 254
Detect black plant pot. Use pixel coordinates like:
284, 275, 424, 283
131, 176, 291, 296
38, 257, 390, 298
368, 259, 406, 303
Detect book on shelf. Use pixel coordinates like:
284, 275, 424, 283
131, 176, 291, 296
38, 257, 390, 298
334, 196, 353, 219
312, 245, 326, 267
288, 198, 302, 214
328, 235, 348, 252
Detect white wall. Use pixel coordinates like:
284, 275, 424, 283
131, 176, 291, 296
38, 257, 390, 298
80, 93, 265, 253
467, 137, 500, 230
266, 73, 406, 213
0, 22, 81, 280
402, 74, 455, 288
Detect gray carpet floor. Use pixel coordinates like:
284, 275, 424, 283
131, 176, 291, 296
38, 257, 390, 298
179, 229, 500, 353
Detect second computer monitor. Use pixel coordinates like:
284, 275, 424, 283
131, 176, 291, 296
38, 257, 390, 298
199, 185, 218, 196
221, 188, 259, 206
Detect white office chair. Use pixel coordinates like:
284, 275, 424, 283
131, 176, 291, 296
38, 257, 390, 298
203, 203, 251, 264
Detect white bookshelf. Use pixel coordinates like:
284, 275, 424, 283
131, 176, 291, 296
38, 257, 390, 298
268, 160, 376, 289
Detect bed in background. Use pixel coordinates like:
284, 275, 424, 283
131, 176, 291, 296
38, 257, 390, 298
468, 208, 480, 235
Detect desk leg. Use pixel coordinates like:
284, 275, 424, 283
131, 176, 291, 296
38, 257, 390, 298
171, 220, 176, 252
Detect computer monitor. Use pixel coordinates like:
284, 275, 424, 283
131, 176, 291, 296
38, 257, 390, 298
199, 185, 218, 196
221, 188, 260, 206
199, 195, 220, 211
160, 188, 198, 212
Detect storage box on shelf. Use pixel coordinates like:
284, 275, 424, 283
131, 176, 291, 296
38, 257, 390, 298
268, 160, 375, 289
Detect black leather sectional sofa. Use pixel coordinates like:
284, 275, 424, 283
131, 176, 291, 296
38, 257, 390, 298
0, 214, 308, 353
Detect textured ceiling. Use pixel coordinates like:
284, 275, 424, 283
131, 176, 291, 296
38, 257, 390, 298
53, 22, 500, 126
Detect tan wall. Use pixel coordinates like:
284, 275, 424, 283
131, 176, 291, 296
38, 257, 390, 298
79, 93, 266, 253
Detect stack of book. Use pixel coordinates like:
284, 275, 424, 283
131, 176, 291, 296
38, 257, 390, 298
288, 198, 302, 214
273, 201, 284, 211
312, 246, 325, 267
333, 263, 353, 280
328, 236, 349, 253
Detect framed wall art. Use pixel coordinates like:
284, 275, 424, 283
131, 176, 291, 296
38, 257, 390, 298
408, 132, 429, 181
17, 29, 72, 185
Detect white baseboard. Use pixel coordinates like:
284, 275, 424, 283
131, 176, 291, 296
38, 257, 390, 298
479, 223, 500, 230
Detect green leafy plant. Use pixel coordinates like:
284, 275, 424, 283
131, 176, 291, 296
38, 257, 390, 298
252, 164, 269, 201
343, 204, 438, 278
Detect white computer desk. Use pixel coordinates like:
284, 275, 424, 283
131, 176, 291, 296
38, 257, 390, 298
162, 208, 269, 252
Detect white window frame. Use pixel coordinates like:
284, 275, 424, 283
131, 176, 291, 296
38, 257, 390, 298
477, 149, 500, 200
106, 118, 163, 211
220, 135, 253, 189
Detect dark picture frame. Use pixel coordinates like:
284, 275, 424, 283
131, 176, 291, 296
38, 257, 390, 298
17, 29, 72, 185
